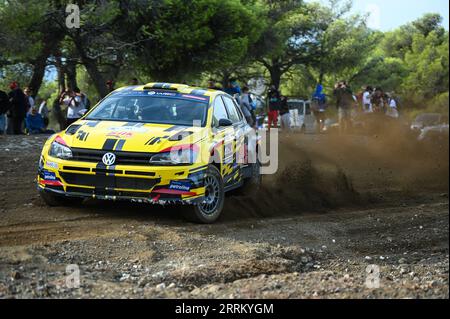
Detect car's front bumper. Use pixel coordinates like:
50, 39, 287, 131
37, 156, 208, 205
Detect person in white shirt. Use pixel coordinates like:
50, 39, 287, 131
59, 88, 87, 127
362, 86, 373, 113
24, 87, 35, 114
386, 93, 399, 118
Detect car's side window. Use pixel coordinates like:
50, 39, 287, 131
231, 98, 244, 121
212, 96, 229, 127
222, 96, 241, 124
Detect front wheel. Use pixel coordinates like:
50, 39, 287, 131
184, 165, 224, 224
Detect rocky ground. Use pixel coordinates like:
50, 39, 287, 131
0, 133, 448, 299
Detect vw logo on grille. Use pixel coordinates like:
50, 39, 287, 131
102, 152, 116, 166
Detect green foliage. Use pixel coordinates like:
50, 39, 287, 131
0, 0, 447, 118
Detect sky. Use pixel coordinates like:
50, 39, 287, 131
308, 0, 449, 31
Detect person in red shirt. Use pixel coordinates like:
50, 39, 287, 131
267, 85, 281, 130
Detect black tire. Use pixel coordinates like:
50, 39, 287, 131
39, 190, 83, 207
184, 165, 224, 224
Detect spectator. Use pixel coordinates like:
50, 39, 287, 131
7, 82, 28, 135
279, 96, 291, 132
311, 84, 327, 133
24, 87, 34, 114
371, 87, 387, 113
240, 87, 254, 126
362, 86, 373, 113
224, 78, 241, 97
106, 80, 115, 93
59, 88, 87, 127
25, 106, 54, 134
74, 87, 91, 111
267, 85, 281, 130
386, 93, 400, 118
0, 89, 11, 135
38, 98, 50, 128
333, 81, 354, 134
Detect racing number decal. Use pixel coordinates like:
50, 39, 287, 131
76, 130, 89, 142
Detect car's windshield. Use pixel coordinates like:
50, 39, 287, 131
288, 102, 304, 113
86, 94, 208, 126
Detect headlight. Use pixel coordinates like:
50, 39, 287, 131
49, 141, 72, 159
149, 145, 198, 165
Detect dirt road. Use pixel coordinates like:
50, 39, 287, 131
0, 133, 448, 299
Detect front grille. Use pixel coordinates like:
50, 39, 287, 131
71, 148, 155, 166
60, 172, 160, 190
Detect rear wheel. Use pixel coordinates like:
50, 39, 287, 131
39, 190, 84, 207
184, 165, 224, 224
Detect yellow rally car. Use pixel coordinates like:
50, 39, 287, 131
37, 83, 261, 223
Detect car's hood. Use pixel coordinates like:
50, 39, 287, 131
60, 120, 205, 153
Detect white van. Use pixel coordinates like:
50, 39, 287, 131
288, 99, 316, 133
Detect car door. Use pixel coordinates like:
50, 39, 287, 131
210, 96, 236, 181
222, 95, 249, 187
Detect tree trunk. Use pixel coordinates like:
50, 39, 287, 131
28, 31, 64, 97
65, 60, 78, 91
73, 37, 108, 98
319, 71, 325, 85
55, 55, 66, 93
28, 57, 47, 98
268, 66, 282, 91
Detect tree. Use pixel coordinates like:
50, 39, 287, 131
251, 0, 311, 89
134, 0, 265, 83
0, 0, 63, 95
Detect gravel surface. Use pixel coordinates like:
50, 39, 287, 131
0, 134, 448, 299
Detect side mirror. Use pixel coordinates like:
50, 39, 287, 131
218, 118, 233, 127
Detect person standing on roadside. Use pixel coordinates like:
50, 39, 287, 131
362, 86, 373, 113
7, 82, 28, 135
333, 81, 354, 134
106, 80, 115, 93
311, 84, 327, 133
386, 93, 399, 119
267, 85, 281, 130
24, 87, 35, 114
59, 88, 87, 128
0, 89, 11, 135
240, 87, 254, 127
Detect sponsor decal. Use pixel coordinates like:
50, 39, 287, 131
169, 181, 191, 192
46, 161, 59, 169
107, 131, 133, 138
76, 130, 90, 141
43, 171, 57, 181
106, 126, 148, 138
148, 91, 176, 97
181, 94, 208, 101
